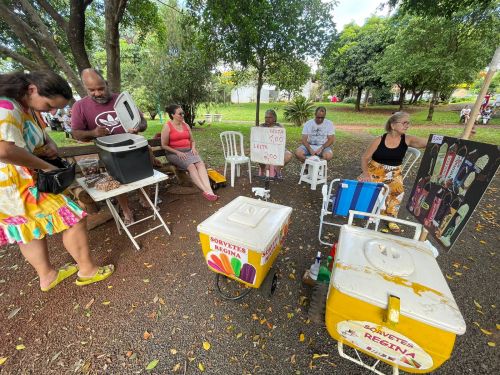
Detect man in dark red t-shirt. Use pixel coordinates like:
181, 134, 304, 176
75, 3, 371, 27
72, 69, 149, 224
72, 69, 147, 141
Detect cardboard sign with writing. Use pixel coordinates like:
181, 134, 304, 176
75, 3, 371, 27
250, 127, 286, 166
407, 135, 500, 250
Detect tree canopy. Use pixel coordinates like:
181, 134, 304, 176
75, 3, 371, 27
189, 0, 336, 124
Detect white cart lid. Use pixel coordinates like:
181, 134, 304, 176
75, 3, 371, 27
332, 225, 466, 335
197, 196, 292, 252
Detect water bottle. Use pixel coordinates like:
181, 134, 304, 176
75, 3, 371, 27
309, 251, 321, 281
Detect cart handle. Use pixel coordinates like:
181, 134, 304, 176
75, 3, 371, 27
348, 210, 423, 240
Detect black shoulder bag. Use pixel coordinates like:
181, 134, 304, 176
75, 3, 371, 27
31, 109, 76, 194
36, 157, 76, 194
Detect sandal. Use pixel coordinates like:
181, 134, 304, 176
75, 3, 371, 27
202, 192, 218, 201
41, 263, 78, 292
75, 265, 115, 286
388, 222, 401, 233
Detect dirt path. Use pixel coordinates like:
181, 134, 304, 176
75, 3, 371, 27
0, 131, 498, 374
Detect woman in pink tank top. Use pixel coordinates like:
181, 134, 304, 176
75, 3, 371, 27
161, 104, 218, 201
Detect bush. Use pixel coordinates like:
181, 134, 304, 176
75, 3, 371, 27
450, 97, 475, 103
284, 95, 315, 126
370, 88, 393, 104
342, 97, 357, 104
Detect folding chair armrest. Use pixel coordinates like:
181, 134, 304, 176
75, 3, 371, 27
347, 210, 423, 240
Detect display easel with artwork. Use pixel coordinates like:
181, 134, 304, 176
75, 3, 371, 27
407, 135, 499, 250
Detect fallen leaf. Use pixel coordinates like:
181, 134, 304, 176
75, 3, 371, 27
7, 307, 21, 320
480, 328, 492, 335
496, 324, 500, 330
312, 354, 329, 359
445, 274, 453, 280
288, 273, 296, 280
487, 342, 496, 347
236, 333, 243, 339
102, 301, 111, 305
143, 331, 152, 340
474, 300, 482, 309
143, 279, 150, 283
290, 354, 296, 364
203, 341, 211, 351
170, 349, 177, 355
198, 362, 205, 372
454, 272, 462, 276
173, 363, 181, 371
16, 344, 25, 350
0, 357, 7, 365
85, 298, 95, 310
299, 333, 305, 342
146, 359, 159, 370
126, 351, 133, 358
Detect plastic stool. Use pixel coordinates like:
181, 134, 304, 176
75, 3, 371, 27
298, 157, 327, 190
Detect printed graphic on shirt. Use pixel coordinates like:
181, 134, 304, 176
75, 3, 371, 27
94, 111, 123, 134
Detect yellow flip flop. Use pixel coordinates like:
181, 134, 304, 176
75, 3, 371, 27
75, 265, 115, 286
41, 263, 78, 292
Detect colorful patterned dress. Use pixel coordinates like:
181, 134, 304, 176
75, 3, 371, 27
0, 97, 86, 246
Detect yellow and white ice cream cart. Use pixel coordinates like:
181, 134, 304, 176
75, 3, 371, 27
326, 211, 466, 374
197, 196, 292, 299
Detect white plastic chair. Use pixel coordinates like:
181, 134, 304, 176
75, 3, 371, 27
220, 131, 252, 187
401, 147, 421, 181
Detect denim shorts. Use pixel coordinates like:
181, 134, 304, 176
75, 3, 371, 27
298, 145, 333, 157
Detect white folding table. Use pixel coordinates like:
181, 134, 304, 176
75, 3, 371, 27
77, 170, 171, 250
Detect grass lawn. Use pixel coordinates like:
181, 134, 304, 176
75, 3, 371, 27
368, 126, 500, 145
48, 102, 499, 150
199, 102, 500, 127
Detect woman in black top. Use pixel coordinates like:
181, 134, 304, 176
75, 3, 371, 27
359, 112, 427, 232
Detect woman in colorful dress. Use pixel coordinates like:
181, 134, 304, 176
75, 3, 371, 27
0, 71, 114, 291
358, 111, 427, 232
161, 104, 218, 201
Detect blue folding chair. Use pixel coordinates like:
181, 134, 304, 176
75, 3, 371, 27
318, 179, 389, 246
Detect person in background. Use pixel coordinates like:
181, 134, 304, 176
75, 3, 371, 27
257, 109, 292, 178
161, 104, 218, 201
358, 111, 427, 233
459, 105, 471, 123
295, 106, 335, 162
0, 71, 113, 291
71, 68, 151, 225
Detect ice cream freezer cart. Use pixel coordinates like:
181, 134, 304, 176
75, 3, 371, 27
326, 211, 466, 374
197, 196, 292, 300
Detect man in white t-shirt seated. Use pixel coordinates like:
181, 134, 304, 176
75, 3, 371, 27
295, 106, 335, 162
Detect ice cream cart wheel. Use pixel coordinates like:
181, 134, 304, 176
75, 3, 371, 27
215, 274, 253, 301
308, 283, 328, 324
260, 266, 279, 298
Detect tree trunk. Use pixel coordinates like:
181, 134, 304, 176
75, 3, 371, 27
355, 87, 363, 111
426, 91, 437, 121
0, 1, 87, 97
363, 89, 370, 108
68, 0, 92, 73
398, 85, 406, 110
105, 0, 127, 93
255, 61, 265, 126
463, 46, 500, 139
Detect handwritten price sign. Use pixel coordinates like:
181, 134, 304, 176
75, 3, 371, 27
250, 127, 286, 166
